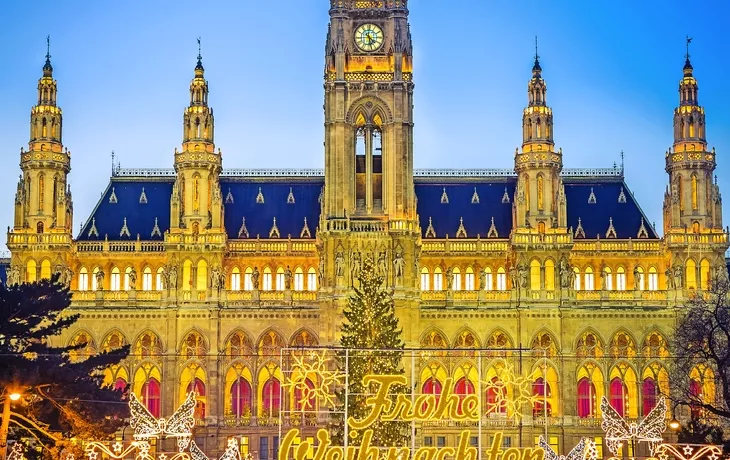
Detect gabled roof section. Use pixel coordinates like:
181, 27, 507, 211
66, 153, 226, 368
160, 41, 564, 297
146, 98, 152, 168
222, 179, 323, 240
415, 181, 516, 238
565, 179, 658, 239
77, 178, 173, 241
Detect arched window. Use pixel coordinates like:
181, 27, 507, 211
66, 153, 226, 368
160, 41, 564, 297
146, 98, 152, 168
531, 332, 558, 358
573, 267, 581, 291
616, 267, 626, 291
78, 267, 89, 291
196, 260, 208, 291
635, 266, 645, 291
263, 267, 273, 291
276, 267, 285, 291
226, 331, 253, 358
141, 378, 161, 417
465, 267, 475, 290
689, 379, 702, 419
530, 259, 541, 291
231, 377, 252, 417
433, 267, 443, 291
230, 267, 241, 291
69, 332, 97, 362
182, 260, 192, 290
183, 332, 207, 359
642, 333, 668, 358
609, 377, 628, 416
114, 378, 127, 392
193, 174, 200, 213
486, 376, 507, 415
38, 173, 45, 211
610, 332, 636, 358
186, 378, 206, 418
40, 260, 51, 280
261, 377, 281, 417
584, 267, 595, 290
691, 174, 698, 210
26, 260, 37, 283
92, 267, 100, 290
642, 378, 658, 416
156, 267, 165, 291
677, 176, 684, 211
544, 259, 555, 290
648, 267, 658, 291
454, 377, 475, 416
294, 267, 304, 291
532, 377, 552, 416
686, 259, 697, 289
142, 267, 152, 291
420, 268, 430, 291
604, 266, 613, 290
537, 174, 544, 211
577, 378, 597, 418
700, 259, 710, 290
576, 332, 603, 358
111, 267, 121, 291
136, 332, 162, 358
244, 267, 254, 291
483, 267, 493, 291
307, 268, 317, 291
451, 267, 461, 291
496, 267, 507, 290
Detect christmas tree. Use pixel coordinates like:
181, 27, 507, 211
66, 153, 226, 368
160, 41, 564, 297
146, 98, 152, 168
332, 257, 408, 447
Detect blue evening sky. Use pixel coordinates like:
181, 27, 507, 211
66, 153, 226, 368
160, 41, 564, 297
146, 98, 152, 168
1, 1, 728, 242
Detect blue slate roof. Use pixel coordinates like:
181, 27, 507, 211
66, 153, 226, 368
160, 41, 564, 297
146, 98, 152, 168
221, 180, 323, 239
415, 182, 515, 238
76, 174, 657, 242
564, 181, 657, 239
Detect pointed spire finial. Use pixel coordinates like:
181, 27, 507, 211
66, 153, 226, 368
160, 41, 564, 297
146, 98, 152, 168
195, 37, 204, 72
685, 35, 692, 62
43, 35, 53, 75
532, 35, 541, 73
684, 36, 693, 74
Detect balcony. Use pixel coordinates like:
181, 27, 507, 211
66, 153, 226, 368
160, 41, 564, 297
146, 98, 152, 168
227, 239, 317, 255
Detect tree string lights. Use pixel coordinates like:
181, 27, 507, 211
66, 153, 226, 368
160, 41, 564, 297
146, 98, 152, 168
283, 350, 345, 408
600, 395, 667, 455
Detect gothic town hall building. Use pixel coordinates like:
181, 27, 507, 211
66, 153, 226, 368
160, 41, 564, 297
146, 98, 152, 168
6, 0, 728, 457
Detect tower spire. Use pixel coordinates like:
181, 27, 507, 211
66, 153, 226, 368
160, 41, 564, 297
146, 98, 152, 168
684, 36, 693, 75
195, 37, 204, 72
533, 35, 541, 73
43, 35, 53, 76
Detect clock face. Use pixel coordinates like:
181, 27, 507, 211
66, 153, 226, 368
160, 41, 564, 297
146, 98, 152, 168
354, 24, 384, 52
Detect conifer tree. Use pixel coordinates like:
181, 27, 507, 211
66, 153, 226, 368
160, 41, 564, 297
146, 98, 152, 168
332, 258, 408, 447
0, 275, 129, 456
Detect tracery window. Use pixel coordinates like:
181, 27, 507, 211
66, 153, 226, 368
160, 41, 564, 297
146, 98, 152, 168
609, 332, 636, 359
486, 376, 507, 415
609, 377, 628, 416
307, 268, 317, 291
261, 377, 281, 417
465, 267, 475, 290
641, 377, 658, 416
642, 333, 668, 358
186, 378, 206, 418
142, 267, 152, 291
454, 377, 475, 416
576, 332, 603, 358
183, 332, 207, 359
231, 377, 252, 417
141, 378, 161, 417
227, 331, 253, 359
230, 267, 241, 291
293, 378, 315, 410
577, 377, 597, 418
69, 332, 96, 362
294, 267, 304, 291
136, 332, 162, 359
420, 268, 430, 291
421, 330, 448, 349
531, 332, 557, 358
78, 267, 89, 291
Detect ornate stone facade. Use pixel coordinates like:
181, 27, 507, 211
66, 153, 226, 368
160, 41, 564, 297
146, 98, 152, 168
6, 1, 728, 457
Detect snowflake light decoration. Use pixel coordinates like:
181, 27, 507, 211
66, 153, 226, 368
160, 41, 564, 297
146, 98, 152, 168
283, 350, 345, 408
539, 436, 597, 460
655, 444, 723, 460
600, 395, 667, 455
481, 362, 542, 418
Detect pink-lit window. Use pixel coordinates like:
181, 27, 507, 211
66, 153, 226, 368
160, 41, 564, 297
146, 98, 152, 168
577, 377, 596, 418
262, 377, 281, 416
187, 378, 206, 418
642, 378, 658, 416
114, 378, 127, 392
689, 379, 702, 419
141, 378, 161, 418
454, 377, 475, 415
231, 378, 252, 417
486, 377, 506, 414
422, 377, 442, 411
294, 378, 315, 410
532, 377, 552, 416
609, 378, 627, 416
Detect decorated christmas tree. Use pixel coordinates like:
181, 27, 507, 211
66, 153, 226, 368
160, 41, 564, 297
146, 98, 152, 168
331, 257, 408, 447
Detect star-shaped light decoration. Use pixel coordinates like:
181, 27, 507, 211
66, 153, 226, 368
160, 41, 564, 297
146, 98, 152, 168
683, 446, 695, 456
283, 350, 345, 408
112, 442, 123, 455
655, 443, 723, 460
158, 454, 168, 460
481, 362, 542, 418
87, 451, 98, 460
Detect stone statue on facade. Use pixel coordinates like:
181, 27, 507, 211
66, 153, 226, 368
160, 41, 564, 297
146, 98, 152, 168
446, 267, 453, 290
393, 251, 405, 280
284, 265, 293, 290
251, 267, 260, 290
665, 267, 675, 290
351, 250, 362, 280
517, 263, 528, 289
478, 268, 486, 290
558, 257, 570, 289
128, 267, 137, 290
673, 264, 684, 289
318, 255, 325, 288
64, 267, 73, 288
6, 265, 20, 286
568, 265, 577, 291
377, 251, 387, 278
160, 266, 168, 290
716, 261, 729, 284
210, 266, 221, 290
95, 268, 105, 291
633, 265, 641, 290
169, 264, 178, 290
335, 248, 345, 277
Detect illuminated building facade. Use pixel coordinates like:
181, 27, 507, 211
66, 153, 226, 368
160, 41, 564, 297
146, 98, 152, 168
6, 0, 729, 456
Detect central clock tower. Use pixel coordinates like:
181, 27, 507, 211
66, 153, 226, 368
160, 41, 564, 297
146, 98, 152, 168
322, 0, 414, 221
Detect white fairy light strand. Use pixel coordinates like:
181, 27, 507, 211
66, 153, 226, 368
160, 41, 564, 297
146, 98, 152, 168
600, 395, 667, 455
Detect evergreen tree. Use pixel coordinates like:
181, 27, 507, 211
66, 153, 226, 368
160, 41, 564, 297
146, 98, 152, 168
0, 275, 129, 456
332, 258, 408, 447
